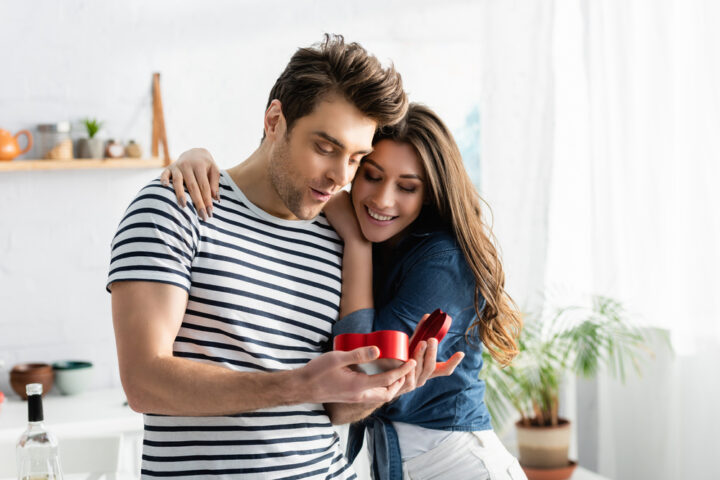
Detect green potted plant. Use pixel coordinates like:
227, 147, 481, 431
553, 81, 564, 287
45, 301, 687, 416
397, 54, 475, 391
77, 118, 104, 159
481, 295, 667, 480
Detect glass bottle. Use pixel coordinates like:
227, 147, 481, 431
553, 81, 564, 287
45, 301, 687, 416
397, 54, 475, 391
16, 383, 63, 480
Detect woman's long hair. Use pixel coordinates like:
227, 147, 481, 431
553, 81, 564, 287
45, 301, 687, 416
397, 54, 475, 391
374, 103, 521, 365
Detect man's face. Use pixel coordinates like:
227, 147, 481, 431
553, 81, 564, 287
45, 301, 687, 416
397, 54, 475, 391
268, 95, 377, 220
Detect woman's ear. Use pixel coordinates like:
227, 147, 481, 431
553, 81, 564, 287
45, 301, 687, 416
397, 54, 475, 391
264, 99, 285, 140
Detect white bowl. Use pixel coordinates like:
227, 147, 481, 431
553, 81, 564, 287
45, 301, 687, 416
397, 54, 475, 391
52, 361, 94, 395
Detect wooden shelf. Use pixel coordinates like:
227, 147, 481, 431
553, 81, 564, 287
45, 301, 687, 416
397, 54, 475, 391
0, 157, 168, 172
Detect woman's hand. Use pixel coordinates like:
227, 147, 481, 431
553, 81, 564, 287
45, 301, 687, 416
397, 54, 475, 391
323, 190, 367, 244
160, 148, 221, 220
395, 313, 465, 398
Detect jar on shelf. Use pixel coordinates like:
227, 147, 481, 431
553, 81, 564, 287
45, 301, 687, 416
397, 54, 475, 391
36, 122, 73, 160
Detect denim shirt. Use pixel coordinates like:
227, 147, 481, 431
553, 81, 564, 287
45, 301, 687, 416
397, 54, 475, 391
332, 228, 492, 480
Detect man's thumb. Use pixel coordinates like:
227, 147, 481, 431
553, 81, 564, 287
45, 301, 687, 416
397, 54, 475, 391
343, 346, 379, 366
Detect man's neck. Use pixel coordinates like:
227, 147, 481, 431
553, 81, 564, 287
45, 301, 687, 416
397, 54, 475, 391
226, 146, 296, 220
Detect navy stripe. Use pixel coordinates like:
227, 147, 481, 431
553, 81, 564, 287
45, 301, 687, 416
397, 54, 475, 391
121, 207, 195, 241
129, 191, 200, 236
199, 236, 341, 284
196, 252, 341, 297
193, 267, 338, 312
173, 351, 272, 372
112, 236, 193, 259
109, 265, 190, 282
144, 421, 331, 432
141, 442, 337, 462
183, 309, 324, 347
145, 409, 327, 418
227, 410, 327, 418
202, 221, 341, 269
325, 456, 356, 480
274, 452, 347, 480
107, 277, 190, 293
114, 222, 194, 257
135, 188, 199, 228
188, 295, 331, 338
276, 467, 334, 480
192, 281, 337, 323
111, 252, 191, 274
141, 451, 336, 477
213, 199, 342, 246
174, 336, 309, 364
143, 433, 335, 447
180, 321, 316, 353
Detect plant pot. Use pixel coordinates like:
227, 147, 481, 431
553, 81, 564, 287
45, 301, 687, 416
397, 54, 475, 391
516, 418, 571, 469
522, 460, 577, 480
77, 138, 105, 159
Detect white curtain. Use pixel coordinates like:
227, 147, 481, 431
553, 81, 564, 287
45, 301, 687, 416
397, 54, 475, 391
546, 0, 720, 478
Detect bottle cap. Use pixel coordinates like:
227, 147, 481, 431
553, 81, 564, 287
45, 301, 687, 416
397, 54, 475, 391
26, 383, 42, 396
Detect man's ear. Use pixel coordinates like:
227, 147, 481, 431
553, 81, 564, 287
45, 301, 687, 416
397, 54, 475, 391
264, 99, 285, 140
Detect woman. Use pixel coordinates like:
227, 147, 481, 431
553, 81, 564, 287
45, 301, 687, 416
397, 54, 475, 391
162, 103, 526, 480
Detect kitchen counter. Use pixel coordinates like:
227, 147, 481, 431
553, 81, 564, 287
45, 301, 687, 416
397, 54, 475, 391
0, 388, 143, 478
0, 390, 610, 480
0, 388, 141, 439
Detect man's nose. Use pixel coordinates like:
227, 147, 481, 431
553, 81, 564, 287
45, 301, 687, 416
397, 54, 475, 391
327, 158, 355, 187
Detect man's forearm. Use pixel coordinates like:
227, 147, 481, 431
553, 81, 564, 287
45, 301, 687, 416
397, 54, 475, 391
324, 400, 381, 425
122, 354, 305, 416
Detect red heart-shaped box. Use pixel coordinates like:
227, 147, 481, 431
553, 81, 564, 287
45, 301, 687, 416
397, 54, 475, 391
334, 309, 451, 374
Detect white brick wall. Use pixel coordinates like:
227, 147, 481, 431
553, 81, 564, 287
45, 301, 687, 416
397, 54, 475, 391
0, 0, 494, 396
2, 0, 551, 396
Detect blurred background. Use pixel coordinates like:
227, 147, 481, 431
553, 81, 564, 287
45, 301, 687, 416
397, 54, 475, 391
0, 0, 718, 478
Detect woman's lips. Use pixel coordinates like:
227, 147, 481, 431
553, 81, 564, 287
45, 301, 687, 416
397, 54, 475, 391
364, 205, 397, 225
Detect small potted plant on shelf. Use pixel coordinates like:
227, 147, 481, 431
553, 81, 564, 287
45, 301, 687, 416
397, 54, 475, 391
481, 294, 668, 480
77, 118, 104, 159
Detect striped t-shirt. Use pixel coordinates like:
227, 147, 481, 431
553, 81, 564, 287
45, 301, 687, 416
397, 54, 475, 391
107, 171, 355, 479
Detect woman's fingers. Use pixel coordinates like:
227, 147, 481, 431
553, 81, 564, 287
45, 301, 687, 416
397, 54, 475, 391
183, 174, 207, 220
160, 167, 171, 186
407, 314, 430, 348
433, 352, 465, 378
209, 164, 221, 202
170, 168, 187, 208
193, 164, 215, 216
416, 338, 437, 387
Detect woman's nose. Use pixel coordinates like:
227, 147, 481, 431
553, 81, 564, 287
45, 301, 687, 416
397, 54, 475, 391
370, 183, 394, 209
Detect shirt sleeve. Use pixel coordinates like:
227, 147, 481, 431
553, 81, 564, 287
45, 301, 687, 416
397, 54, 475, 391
106, 179, 200, 293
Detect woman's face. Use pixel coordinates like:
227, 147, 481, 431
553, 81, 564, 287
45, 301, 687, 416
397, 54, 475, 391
351, 139, 426, 243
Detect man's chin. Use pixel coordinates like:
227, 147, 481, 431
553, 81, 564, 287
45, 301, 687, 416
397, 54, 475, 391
293, 204, 325, 221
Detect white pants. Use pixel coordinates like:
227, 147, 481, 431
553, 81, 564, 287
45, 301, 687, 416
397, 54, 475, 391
401, 430, 527, 480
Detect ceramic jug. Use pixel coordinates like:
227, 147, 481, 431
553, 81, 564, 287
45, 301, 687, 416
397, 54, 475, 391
0, 129, 33, 161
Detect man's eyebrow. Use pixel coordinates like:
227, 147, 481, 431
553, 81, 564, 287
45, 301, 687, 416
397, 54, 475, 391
313, 131, 373, 155
365, 158, 424, 181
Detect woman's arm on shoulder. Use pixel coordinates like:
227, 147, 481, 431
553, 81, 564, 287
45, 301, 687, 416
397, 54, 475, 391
324, 191, 374, 317
160, 148, 221, 220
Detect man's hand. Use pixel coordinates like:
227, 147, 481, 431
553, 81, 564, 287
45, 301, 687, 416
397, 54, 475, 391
297, 346, 416, 404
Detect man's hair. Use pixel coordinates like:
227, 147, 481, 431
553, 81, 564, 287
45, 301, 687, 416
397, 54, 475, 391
264, 34, 407, 138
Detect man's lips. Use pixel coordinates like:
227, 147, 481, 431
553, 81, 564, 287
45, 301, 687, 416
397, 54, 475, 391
310, 188, 332, 201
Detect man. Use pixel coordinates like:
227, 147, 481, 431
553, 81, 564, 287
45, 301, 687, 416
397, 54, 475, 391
109, 35, 411, 478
